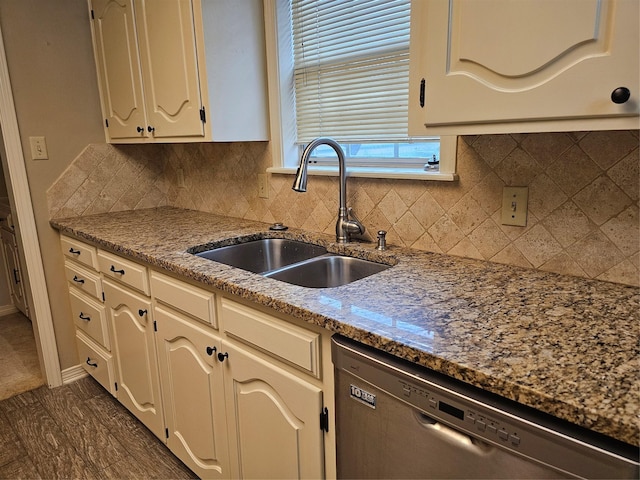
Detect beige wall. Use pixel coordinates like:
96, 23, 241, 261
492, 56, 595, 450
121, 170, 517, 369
50, 131, 640, 287
0, 0, 104, 369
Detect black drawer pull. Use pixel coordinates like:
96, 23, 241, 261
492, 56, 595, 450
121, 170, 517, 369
86, 357, 98, 368
69, 248, 81, 255
110, 265, 125, 275
72, 275, 85, 284
79, 312, 91, 321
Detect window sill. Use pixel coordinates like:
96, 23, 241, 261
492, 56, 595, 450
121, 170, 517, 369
266, 165, 458, 181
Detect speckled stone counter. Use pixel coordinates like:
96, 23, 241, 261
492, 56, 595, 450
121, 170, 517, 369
51, 207, 639, 446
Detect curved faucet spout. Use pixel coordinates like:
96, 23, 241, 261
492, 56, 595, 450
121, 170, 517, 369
292, 137, 365, 243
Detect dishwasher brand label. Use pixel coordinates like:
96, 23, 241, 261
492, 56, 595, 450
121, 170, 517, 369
350, 384, 376, 409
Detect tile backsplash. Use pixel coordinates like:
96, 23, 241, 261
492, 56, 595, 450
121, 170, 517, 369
48, 130, 639, 286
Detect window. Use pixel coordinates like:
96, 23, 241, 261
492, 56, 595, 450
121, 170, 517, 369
264, 0, 457, 180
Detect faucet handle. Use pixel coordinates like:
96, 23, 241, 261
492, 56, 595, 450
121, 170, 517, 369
347, 207, 366, 235
376, 230, 387, 250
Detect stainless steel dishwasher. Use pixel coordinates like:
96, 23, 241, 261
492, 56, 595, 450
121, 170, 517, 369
332, 335, 639, 479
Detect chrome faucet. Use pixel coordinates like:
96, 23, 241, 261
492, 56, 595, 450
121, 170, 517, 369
292, 138, 365, 243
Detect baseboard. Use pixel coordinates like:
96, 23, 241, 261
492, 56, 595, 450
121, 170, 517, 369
0, 304, 18, 317
61, 364, 88, 385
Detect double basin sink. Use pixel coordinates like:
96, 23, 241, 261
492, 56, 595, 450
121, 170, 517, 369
192, 238, 391, 288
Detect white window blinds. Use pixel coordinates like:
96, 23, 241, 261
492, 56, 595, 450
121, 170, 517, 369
292, 0, 411, 143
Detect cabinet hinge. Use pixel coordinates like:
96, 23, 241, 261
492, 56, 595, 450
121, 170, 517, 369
101, 291, 105, 302
114, 382, 118, 392
200, 107, 206, 123
419, 78, 426, 108
165, 428, 169, 439
105, 118, 109, 128
153, 320, 157, 332
91, 9, 94, 20
320, 407, 329, 433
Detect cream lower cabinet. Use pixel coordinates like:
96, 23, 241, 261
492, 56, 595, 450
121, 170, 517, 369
61, 239, 334, 478
103, 277, 165, 440
154, 304, 230, 479
221, 341, 324, 479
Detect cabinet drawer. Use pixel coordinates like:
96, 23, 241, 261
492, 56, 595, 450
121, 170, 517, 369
69, 288, 109, 350
61, 236, 99, 271
222, 298, 320, 378
65, 261, 102, 300
76, 331, 116, 396
98, 250, 149, 295
150, 271, 217, 327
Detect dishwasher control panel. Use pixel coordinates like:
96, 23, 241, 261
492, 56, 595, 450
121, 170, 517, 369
398, 379, 525, 452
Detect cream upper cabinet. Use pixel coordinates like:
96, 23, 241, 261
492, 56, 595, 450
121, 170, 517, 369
409, 0, 640, 135
89, 0, 147, 140
88, 0, 269, 143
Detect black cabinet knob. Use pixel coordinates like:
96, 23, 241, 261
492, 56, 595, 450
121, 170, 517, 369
206, 346, 216, 356
147, 125, 155, 133
611, 87, 631, 104
217, 352, 229, 362
137, 126, 144, 133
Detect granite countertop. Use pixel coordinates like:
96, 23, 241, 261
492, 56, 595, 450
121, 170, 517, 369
51, 207, 639, 446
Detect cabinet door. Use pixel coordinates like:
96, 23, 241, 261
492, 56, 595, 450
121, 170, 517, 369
1, 229, 27, 316
133, 0, 205, 139
155, 305, 229, 479
409, 0, 640, 134
103, 279, 164, 439
90, 0, 147, 140
221, 341, 325, 479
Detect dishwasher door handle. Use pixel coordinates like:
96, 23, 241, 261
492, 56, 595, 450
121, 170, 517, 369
415, 411, 488, 451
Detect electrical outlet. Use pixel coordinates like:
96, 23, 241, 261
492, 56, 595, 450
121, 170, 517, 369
29, 136, 48, 160
258, 173, 269, 199
501, 186, 528, 227
177, 168, 186, 188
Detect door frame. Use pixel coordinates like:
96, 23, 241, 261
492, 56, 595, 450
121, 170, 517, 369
0, 23, 62, 387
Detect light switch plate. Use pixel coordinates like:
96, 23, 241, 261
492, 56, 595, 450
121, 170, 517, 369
501, 186, 528, 227
258, 173, 269, 198
29, 136, 48, 160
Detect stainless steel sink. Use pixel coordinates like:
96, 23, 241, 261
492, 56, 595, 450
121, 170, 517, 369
195, 238, 327, 274
265, 255, 390, 288
193, 237, 391, 287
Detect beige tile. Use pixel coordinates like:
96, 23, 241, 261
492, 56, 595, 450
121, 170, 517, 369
546, 145, 602, 196
378, 190, 408, 224
411, 232, 443, 253
566, 230, 625, 278
573, 176, 632, 225
597, 259, 639, 287
580, 130, 639, 170
468, 218, 510, 260
600, 205, 639, 256
495, 147, 541, 186
448, 237, 484, 260
468, 172, 504, 216
471, 134, 517, 168
393, 211, 425, 246
448, 193, 488, 235
539, 253, 587, 278
409, 190, 446, 230
513, 224, 563, 267
520, 132, 574, 169
428, 215, 465, 253
542, 201, 594, 248
490, 244, 532, 269
607, 148, 639, 201
527, 173, 568, 220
